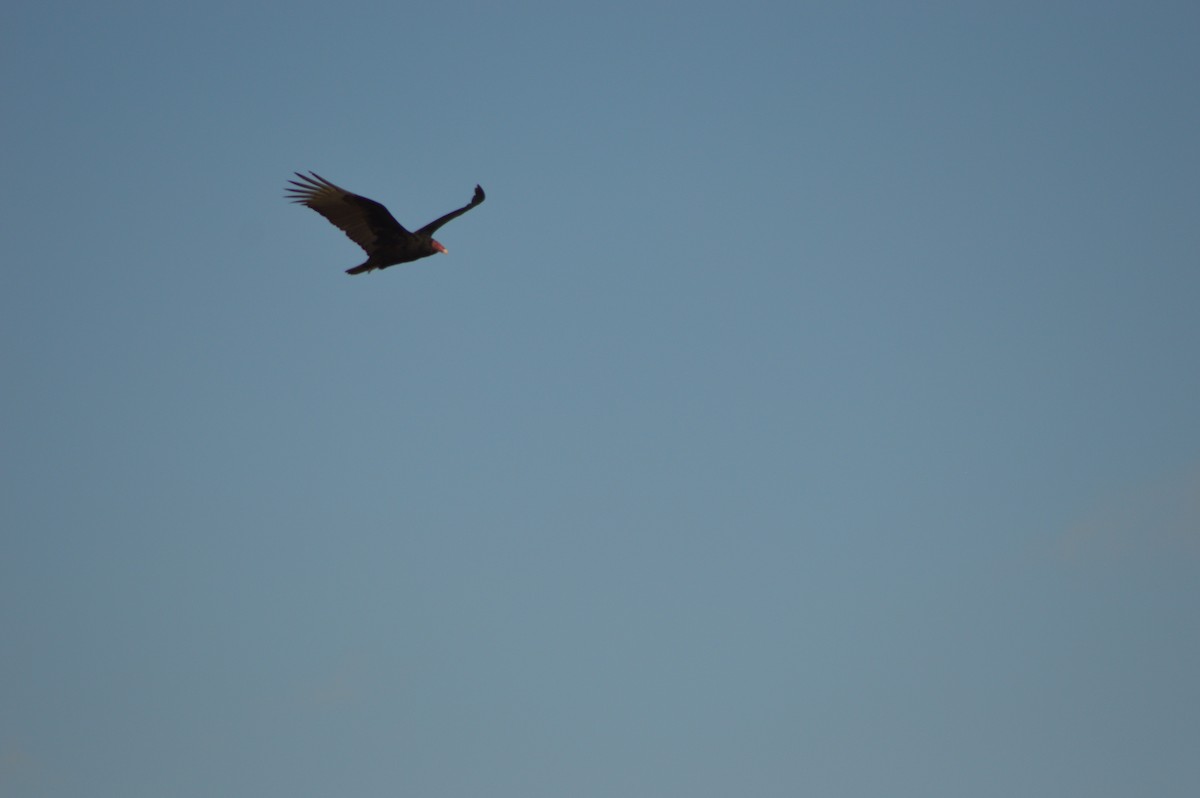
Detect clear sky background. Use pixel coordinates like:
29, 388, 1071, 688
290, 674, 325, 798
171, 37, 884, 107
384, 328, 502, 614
3, 1, 1199, 796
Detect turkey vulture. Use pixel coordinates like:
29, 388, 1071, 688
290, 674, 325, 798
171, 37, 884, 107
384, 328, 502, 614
286, 172, 485, 275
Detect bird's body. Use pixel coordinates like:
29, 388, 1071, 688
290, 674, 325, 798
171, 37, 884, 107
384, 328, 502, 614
286, 172, 485, 275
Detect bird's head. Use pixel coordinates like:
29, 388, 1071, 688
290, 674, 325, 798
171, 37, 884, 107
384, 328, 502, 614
432, 240, 448, 255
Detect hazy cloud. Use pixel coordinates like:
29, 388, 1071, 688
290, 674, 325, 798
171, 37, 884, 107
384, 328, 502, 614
0, 740, 44, 797
1059, 465, 1200, 562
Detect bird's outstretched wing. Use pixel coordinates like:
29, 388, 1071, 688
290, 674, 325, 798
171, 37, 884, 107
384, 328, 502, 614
285, 172, 412, 254
416, 185, 486, 237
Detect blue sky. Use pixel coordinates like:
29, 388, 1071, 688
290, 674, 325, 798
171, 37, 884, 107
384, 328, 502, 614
3, 1, 1199, 796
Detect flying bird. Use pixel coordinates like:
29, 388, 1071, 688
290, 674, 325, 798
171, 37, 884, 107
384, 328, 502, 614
286, 172, 485, 275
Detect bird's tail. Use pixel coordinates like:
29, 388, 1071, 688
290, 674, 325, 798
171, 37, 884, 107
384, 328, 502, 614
346, 261, 374, 276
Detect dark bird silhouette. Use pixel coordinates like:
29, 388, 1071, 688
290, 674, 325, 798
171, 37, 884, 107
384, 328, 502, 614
286, 172, 485, 275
